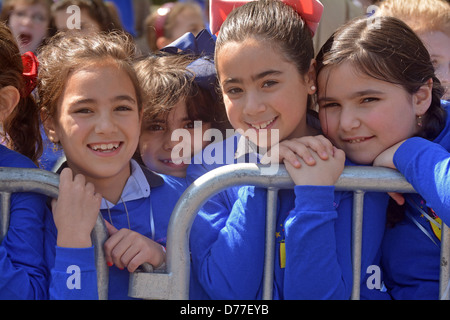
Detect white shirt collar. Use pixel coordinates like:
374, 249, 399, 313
101, 159, 152, 209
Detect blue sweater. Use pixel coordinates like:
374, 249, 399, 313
381, 101, 450, 300
0, 145, 49, 299
45, 160, 188, 299
186, 133, 390, 299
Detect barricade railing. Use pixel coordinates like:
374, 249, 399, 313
128, 163, 450, 300
0, 165, 448, 300
0, 167, 109, 300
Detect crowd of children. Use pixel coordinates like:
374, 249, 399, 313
0, 0, 448, 300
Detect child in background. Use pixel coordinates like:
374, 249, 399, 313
51, 0, 123, 34
187, 0, 389, 300
135, 29, 229, 178
0, 22, 48, 299
315, 16, 448, 299
0, 0, 62, 171
144, 2, 205, 53
38, 31, 187, 299
375, 0, 450, 100
0, 0, 54, 54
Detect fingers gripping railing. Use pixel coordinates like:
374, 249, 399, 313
128, 164, 450, 300
0, 167, 109, 300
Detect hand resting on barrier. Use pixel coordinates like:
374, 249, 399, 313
284, 146, 346, 186
51, 168, 102, 248
104, 220, 166, 273
260, 135, 335, 168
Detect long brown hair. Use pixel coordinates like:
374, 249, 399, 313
315, 16, 447, 226
0, 22, 42, 164
316, 16, 446, 141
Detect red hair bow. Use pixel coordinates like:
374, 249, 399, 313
209, 0, 324, 36
21, 51, 39, 97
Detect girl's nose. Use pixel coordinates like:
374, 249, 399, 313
95, 113, 118, 134
243, 92, 266, 116
340, 107, 361, 132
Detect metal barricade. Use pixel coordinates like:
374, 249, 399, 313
0, 167, 109, 300
128, 163, 450, 300
1, 166, 448, 300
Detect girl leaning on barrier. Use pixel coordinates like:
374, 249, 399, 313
0, 22, 48, 299
186, 0, 390, 300
315, 16, 449, 299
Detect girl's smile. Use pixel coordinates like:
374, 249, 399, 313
217, 38, 317, 148
47, 62, 141, 185
318, 61, 432, 164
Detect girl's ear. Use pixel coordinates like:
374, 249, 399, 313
413, 78, 433, 117
305, 59, 317, 95
0, 86, 20, 122
40, 108, 60, 144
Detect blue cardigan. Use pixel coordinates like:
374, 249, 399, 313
186, 133, 390, 299
381, 100, 450, 300
45, 160, 188, 299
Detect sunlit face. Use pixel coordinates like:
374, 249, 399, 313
48, 63, 141, 185
8, 2, 50, 53
318, 61, 430, 164
139, 100, 211, 178
419, 30, 450, 100
53, 7, 102, 34
217, 37, 316, 148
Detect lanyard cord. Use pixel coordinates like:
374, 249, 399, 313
105, 196, 155, 240
405, 196, 441, 247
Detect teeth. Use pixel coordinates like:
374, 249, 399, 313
250, 118, 275, 129
91, 143, 119, 151
348, 138, 366, 144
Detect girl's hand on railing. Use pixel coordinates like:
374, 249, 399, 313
260, 135, 335, 168
284, 146, 346, 186
104, 220, 166, 273
52, 168, 102, 248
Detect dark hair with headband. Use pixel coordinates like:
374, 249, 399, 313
0, 23, 42, 164
215, 0, 318, 110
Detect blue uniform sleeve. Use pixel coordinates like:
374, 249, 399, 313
189, 186, 266, 299
0, 191, 49, 299
49, 246, 99, 300
394, 137, 450, 224
283, 186, 352, 299
284, 186, 388, 299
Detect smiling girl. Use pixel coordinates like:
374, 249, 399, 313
316, 15, 449, 299
38, 31, 187, 299
135, 29, 229, 178
186, 0, 390, 300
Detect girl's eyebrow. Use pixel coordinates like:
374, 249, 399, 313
318, 89, 384, 102
222, 70, 282, 85
69, 95, 137, 106
112, 95, 137, 104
